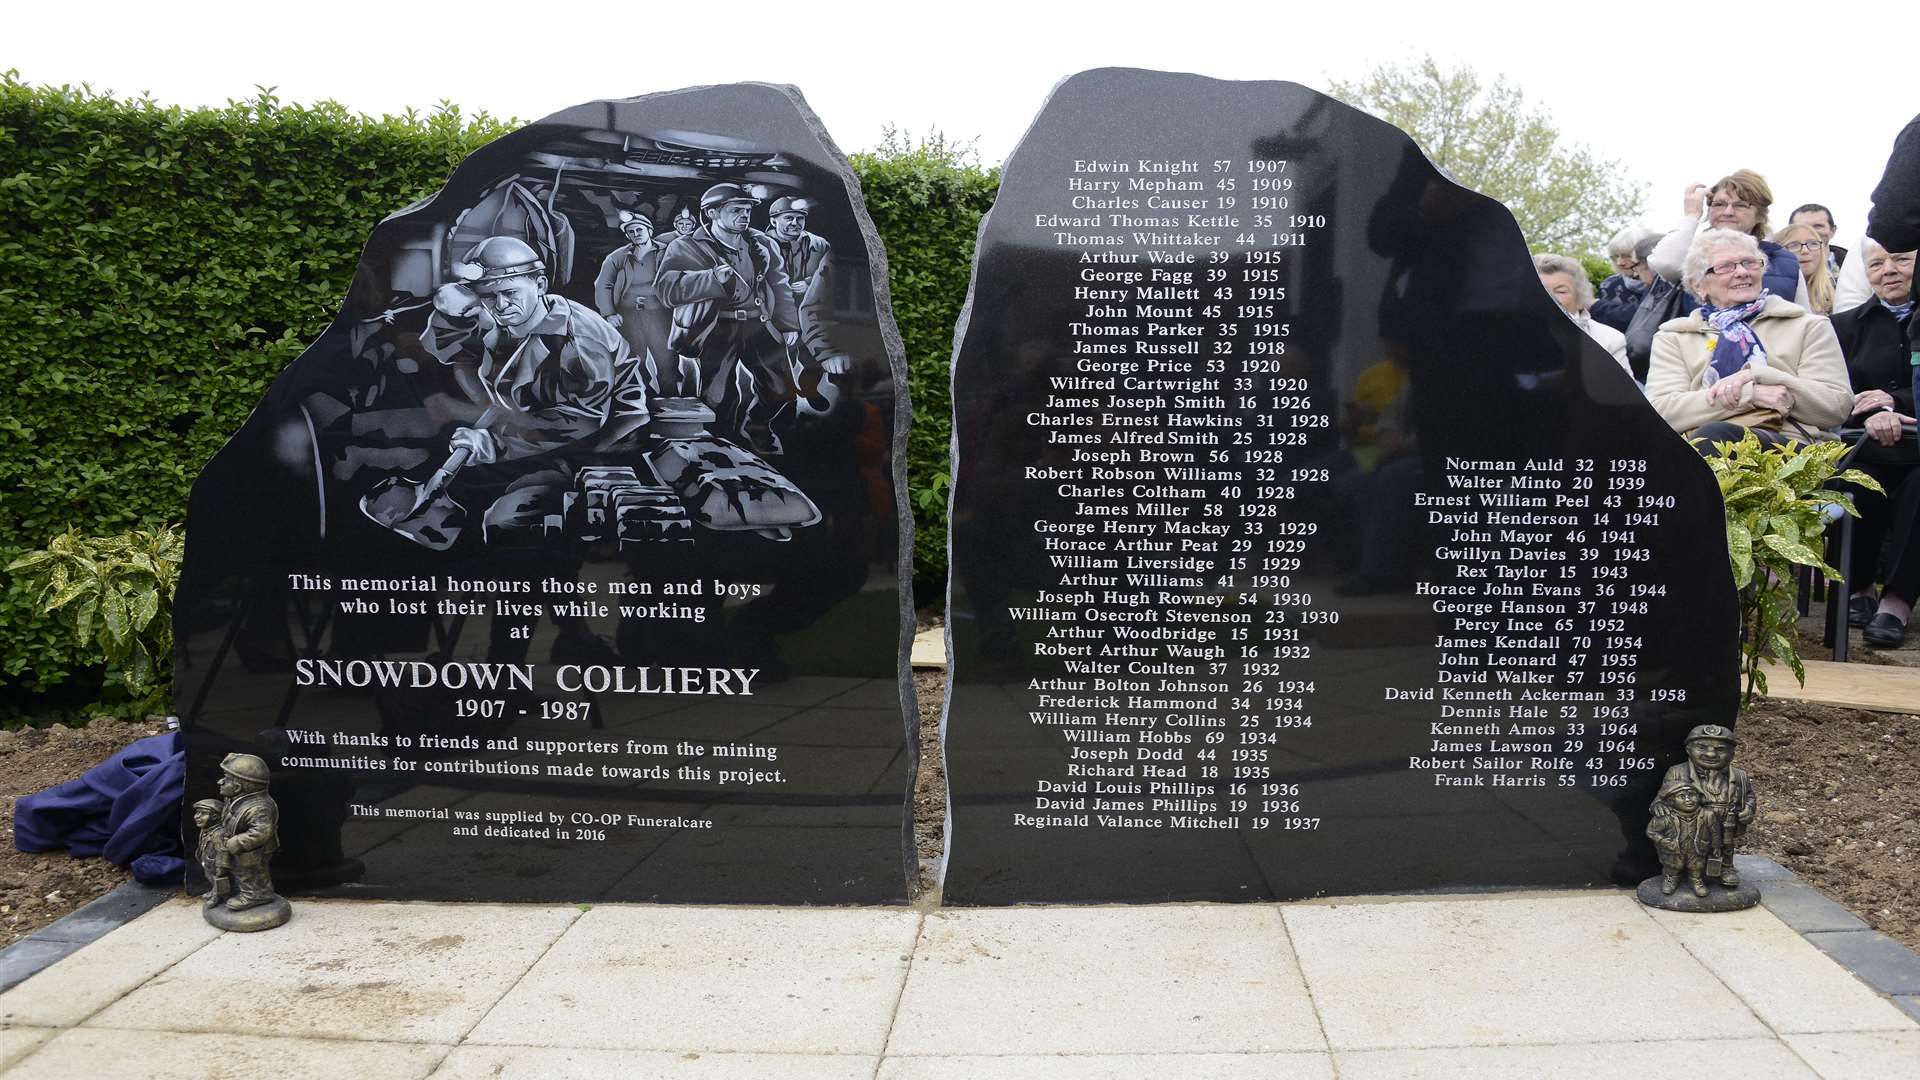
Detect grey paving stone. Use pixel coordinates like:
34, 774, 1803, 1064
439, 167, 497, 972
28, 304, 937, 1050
30, 881, 174, 944
1734, 854, 1798, 882
1896, 996, 1920, 1025
1758, 881, 1870, 933
0, 939, 84, 995
1806, 930, 1920, 996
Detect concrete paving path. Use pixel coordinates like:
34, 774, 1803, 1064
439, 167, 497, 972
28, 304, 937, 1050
1, 871, 1916, 1077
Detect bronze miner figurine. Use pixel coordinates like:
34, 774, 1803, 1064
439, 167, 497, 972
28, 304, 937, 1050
199, 753, 292, 931
1638, 724, 1760, 912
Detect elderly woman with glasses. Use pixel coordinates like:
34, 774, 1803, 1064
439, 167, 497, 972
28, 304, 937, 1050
1771, 223, 1837, 315
1647, 170, 1807, 307
1591, 226, 1658, 331
1830, 240, 1920, 646
1647, 228, 1852, 449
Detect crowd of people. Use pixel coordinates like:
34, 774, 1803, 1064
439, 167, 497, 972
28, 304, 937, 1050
1534, 115, 1919, 648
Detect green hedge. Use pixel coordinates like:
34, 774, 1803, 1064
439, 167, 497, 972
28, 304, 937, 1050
849, 133, 998, 599
0, 77, 990, 714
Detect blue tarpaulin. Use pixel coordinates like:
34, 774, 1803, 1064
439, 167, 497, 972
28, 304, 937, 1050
12, 731, 186, 884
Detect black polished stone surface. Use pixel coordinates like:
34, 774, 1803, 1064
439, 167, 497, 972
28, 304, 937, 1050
942, 69, 1738, 905
175, 84, 916, 904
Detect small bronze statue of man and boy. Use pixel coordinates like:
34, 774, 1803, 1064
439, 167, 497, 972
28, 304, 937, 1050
194, 752, 291, 931
1641, 724, 1759, 911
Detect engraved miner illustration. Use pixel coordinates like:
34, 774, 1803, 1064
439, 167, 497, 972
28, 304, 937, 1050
202, 753, 292, 931
767, 195, 850, 411
657, 182, 803, 456
1638, 725, 1760, 911
338, 129, 857, 549
595, 210, 676, 395
421, 234, 653, 540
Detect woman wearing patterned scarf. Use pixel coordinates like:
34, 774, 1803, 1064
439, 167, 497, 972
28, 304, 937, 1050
1647, 228, 1854, 450
1831, 239, 1920, 647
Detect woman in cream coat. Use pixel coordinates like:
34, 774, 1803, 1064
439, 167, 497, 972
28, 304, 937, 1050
1648, 228, 1854, 449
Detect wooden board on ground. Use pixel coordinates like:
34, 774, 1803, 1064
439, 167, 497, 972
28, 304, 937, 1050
1762, 659, 1920, 715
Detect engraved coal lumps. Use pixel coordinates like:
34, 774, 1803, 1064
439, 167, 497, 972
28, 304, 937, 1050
942, 69, 1739, 904
174, 84, 915, 904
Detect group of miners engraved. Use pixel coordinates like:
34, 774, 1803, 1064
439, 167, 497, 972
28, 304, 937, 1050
1646, 724, 1757, 898
423, 183, 846, 473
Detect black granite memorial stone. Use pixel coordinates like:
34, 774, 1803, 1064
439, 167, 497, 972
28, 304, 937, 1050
942, 69, 1739, 904
175, 84, 916, 904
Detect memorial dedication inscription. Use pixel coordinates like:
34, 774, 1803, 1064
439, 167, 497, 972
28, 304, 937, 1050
943, 69, 1739, 904
175, 84, 915, 904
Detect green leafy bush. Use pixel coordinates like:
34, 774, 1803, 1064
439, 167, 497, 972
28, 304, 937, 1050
0, 75, 511, 713
1699, 432, 1880, 707
851, 129, 999, 596
6, 526, 183, 715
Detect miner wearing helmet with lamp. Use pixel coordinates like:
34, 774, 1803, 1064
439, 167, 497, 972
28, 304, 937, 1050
767, 194, 853, 410
423, 235, 649, 537
1658, 725, 1756, 888
594, 211, 675, 393
215, 753, 280, 911
656, 182, 802, 454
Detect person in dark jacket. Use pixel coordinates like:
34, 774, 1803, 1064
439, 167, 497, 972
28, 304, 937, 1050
1868, 113, 1920, 257
1648, 170, 1806, 307
1833, 239, 1920, 647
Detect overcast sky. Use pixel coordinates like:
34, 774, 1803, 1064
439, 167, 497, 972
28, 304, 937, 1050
12, 0, 1912, 249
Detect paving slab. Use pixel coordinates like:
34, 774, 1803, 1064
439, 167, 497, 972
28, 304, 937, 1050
885, 907, 1323, 1056
909, 626, 945, 669
0, 941, 84, 997
0, 1028, 445, 1079
1782, 1030, 1920, 1077
83, 901, 578, 1044
0, 900, 220, 1027
430, 1046, 876, 1079
0, 1028, 55, 1073
877, 1053, 1336, 1079
464, 907, 920, 1054
1649, 906, 1916, 1033
1804, 929, 1920, 995
1283, 894, 1770, 1050
1333, 1037, 1816, 1079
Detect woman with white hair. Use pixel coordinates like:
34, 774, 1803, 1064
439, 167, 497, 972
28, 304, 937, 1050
1535, 253, 1630, 373
1591, 226, 1656, 331
1647, 229, 1853, 448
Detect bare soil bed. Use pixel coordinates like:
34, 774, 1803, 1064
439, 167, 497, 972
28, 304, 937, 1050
0, 717, 167, 948
1738, 697, 1920, 951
